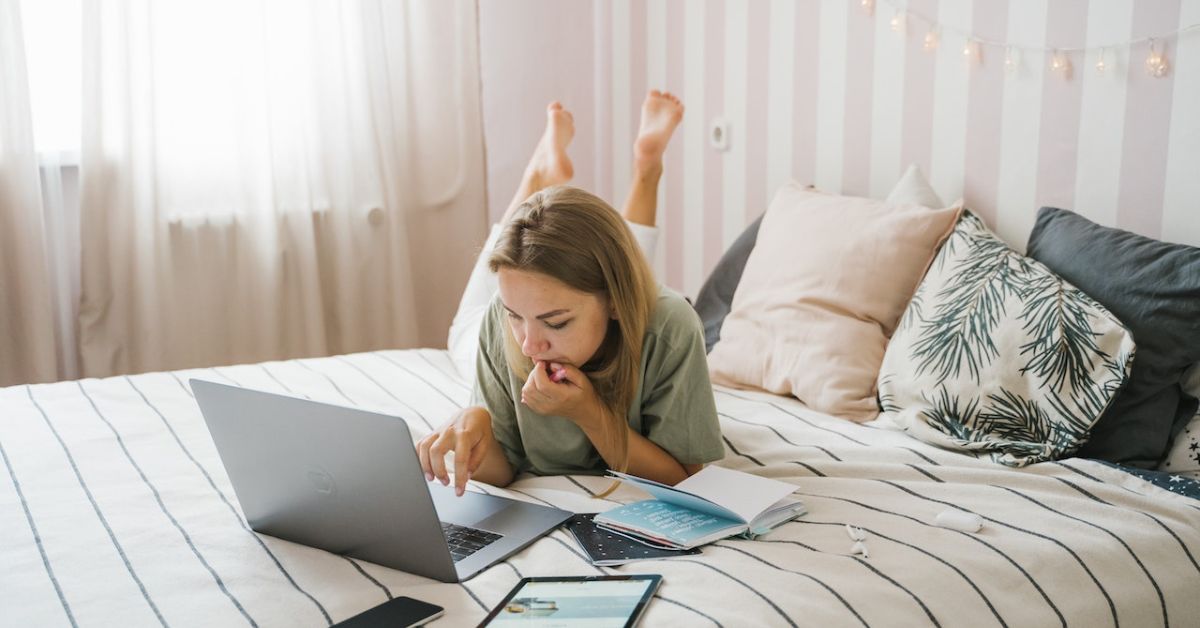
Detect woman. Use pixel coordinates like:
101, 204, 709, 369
420, 92, 723, 496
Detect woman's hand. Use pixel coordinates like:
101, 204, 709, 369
416, 406, 496, 496
521, 361, 604, 428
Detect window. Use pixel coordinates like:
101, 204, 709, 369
20, 0, 80, 156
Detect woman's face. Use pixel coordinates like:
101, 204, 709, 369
497, 268, 613, 369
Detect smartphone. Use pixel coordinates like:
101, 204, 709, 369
332, 596, 444, 627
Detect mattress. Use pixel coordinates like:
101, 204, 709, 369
3, 349, 1198, 627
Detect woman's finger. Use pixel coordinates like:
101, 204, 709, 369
428, 429, 456, 486
530, 360, 552, 391
452, 426, 474, 496
416, 433, 435, 481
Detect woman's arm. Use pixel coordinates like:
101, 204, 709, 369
574, 403, 699, 486
417, 406, 516, 494
521, 360, 705, 485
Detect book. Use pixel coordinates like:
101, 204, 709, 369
593, 466, 806, 550
563, 513, 701, 566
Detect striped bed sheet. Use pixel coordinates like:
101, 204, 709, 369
2, 349, 1198, 627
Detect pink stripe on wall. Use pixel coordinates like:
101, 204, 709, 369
628, 0, 647, 186
842, 2, 875, 197
703, 0, 725, 272
665, 0, 685, 289
900, 0, 938, 177
1117, 0, 1181, 238
744, 0, 770, 219
963, 0, 1008, 225
1034, 0, 1088, 216
594, 1, 612, 207
791, 1, 821, 185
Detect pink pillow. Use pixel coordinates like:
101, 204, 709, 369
708, 183, 962, 422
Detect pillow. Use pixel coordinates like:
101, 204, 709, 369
693, 164, 943, 354
692, 214, 763, 352
1026, 207, 1200, 468
1159, 364, 1200, 479
878, 211, 1135, 466
708, 182, 962, 421
887, 163, 946, 209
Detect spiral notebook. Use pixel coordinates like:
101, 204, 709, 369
563, 513, 701, 566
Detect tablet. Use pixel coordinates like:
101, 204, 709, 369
480, 575, 662, 627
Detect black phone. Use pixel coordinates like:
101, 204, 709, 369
333, 596, 444, 627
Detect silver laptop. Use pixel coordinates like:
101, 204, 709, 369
191, 379, 571, 582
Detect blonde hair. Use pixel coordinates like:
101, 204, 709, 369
488, 186, 658, 496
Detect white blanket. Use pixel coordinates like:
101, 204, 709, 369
3, 349, 1198, 627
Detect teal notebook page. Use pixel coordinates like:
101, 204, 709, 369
597, 500, 742, 547
611, 474, 744, 522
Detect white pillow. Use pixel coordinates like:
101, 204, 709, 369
887, 164, 945, 209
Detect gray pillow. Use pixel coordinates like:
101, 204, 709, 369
692, 214, 763, 352
1026, 207, 1200, 467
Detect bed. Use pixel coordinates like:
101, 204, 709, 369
3, 348, 1199, 627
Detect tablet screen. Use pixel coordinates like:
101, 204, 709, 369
482, 576, 661, 627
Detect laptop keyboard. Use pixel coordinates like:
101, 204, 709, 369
441, 522, 503, 563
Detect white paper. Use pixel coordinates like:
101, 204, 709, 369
673, 466, 798, 524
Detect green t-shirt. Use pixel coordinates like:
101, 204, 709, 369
472, 285, 725, 475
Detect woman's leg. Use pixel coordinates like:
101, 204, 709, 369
619, 90, 684, 263
504, 102, 576, 222
448, 103, 576, 380
449, 93, 684, 382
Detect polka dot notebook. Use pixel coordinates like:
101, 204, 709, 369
564, 513, 700, 566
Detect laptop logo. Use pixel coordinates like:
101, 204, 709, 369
307, 467, 335, 496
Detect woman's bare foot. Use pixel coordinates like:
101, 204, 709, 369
505, 102, 576, 222
633, 90, 684, 175
527, 101, 575, 188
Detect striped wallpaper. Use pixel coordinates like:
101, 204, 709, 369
478, 0, 1200, 298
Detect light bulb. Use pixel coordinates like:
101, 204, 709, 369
1095, 47, 1108, 74
890, 11, 905, 33
1050, 50, 1072, 78
962, 40, 980, 64
1145, 39, 1169, 78
1004, 46, 1018, 75
924, 28, 940, 51
861, 0, 874, 16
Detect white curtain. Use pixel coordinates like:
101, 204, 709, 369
79, 0, 481, 377
0, 0, 61, 386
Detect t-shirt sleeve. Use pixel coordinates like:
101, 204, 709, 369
471, 300, 527, 473
638, 302, 726, 466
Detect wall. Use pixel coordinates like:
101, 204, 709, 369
479, 0, 1200, 299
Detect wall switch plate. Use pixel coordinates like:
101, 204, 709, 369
709, 117, 730, 151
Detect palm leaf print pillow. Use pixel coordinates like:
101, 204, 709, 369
877, 211, 1135, 466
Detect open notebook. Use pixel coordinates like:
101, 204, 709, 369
594, 466, 806, 550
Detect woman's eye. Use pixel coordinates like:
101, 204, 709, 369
546, 320, 569, 330
506, 312, 521, 321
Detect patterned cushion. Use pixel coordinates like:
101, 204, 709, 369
1159, 364, 1200, 480
877, 211, 1135, 466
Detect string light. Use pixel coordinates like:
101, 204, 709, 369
1004, 46, 1018, 75
874, 0, 1195, 81
1050, 50, 1072, 78
962, 39, 981, 64
923, 26, 940, 51
1146, 39, 1170, 77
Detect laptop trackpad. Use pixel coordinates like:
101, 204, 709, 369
429, 483, 507, 527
